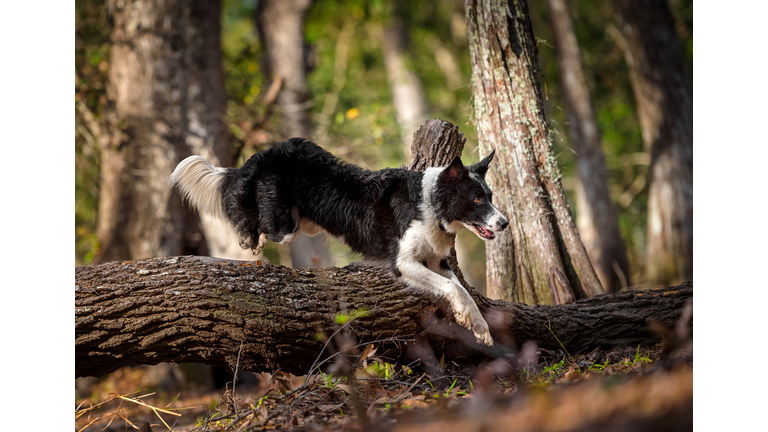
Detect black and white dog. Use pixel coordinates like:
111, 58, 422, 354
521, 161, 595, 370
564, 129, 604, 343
171, 138, 508, 345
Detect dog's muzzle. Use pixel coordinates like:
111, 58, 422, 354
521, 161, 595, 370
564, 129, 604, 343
470, 209, 509, 241
489, 206, 509, 232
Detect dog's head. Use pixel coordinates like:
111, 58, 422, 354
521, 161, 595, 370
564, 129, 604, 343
433, 151, 509, 240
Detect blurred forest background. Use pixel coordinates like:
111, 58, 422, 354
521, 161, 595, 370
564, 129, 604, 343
75, 0, 692, 294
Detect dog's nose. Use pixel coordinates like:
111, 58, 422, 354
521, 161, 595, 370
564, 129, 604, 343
499, 218, 509, 231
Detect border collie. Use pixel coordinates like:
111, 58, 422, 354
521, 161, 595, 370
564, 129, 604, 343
171, 138, 508, 345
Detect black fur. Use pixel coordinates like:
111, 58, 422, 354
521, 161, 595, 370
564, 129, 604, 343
173, 138, 508, 345
221, 138, 424, 264
432, 151, 505, 233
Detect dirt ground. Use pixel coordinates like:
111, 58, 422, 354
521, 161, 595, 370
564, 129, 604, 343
75, 342, 692, 432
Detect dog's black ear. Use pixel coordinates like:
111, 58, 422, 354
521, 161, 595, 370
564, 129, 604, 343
472, 149, 496, 178
444, 156, 467, 181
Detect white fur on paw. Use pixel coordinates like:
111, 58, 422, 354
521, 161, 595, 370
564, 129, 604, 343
252, 233, 268, 256
472, 316, 493, 346
452, 301, 472, 328
451, 286, 493, 346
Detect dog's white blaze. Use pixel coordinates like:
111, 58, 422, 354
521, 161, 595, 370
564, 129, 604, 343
409, 167, 455, 258
484, 204, 508, 231
170, 156, 228, 220
395, 167, 493, 346
396, 167, 450, 276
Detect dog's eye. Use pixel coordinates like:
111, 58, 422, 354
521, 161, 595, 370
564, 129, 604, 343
474, 197, 483, 204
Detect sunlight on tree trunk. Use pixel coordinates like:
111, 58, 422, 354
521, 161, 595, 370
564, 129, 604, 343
614, 0, 693, 287
464, 0, 605, 304
256, 0, 334, 268
76, 256, 692, 378
97, 0, 233, 262
547, 0, 629, 292
97, 0, 255, 264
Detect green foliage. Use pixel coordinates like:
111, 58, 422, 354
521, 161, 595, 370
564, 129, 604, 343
367, 360, 395, 380
443, 378, 468, 397
74, 0, 693, 281
334, 308, 369, 325
587, 359, 610, 372
528, 0, 692, 281
75, 0, 111, 265
301, 0, 479, 170
318, 372, 345, 390
540, 358, 567, 383
627, 345, 653, 366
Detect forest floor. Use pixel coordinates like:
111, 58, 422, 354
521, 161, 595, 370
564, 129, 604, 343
75, 341, 692, 432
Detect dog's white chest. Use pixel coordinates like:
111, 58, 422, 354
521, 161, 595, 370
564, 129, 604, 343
398, 220, 454, 263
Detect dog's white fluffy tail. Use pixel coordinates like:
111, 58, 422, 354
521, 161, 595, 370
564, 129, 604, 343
170, 156, 230, 221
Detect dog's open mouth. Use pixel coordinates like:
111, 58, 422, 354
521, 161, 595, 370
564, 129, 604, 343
473, 224, 495, 240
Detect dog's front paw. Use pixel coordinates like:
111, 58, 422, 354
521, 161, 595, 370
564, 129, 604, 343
450, 290, 494, 346
471, 316, 494, 346
451, 300, 473, 329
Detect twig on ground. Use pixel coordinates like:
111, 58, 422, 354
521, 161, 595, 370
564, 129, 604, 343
227, 340, 245, 429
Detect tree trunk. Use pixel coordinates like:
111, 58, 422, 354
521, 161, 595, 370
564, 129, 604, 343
378, 11, 429, 160
613, 0, 693, 287
97, 0, 254, 263
255, 0, 334, 269
547, 0, 630, 292
75, 255, 691, 378
464, 0, 605, 304
78, 118, 689, 378
407, 120, 471, 286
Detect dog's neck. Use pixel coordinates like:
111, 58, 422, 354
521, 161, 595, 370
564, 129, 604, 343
421, 167, 462, 233
416, 168, 459, 256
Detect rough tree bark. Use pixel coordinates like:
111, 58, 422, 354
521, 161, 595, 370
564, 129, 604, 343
407, 120, 471, 287
97, 0, 254, 263
547, 0, 630, 292
75, 256, 692, 378
614, 0, 693, 287
464, 0, 605, 304
77, 119, 691, 378
256, 0, 334, 269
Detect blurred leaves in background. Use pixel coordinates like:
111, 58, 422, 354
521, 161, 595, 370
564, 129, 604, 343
75, 0, 692, 290
75, 0, 111, 265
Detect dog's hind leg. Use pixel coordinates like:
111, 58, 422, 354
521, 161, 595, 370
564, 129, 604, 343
251, 232, 268, 256
397, 259, 493, 346
273, 206, 301, 244
257, 189, 301, 244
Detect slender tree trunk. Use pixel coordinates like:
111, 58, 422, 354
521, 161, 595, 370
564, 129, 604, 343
75, 255, 692, 378
185, 2, 261, 263
614, 0, 693, 287
408, 120, 470, 287
464, 0, 605, 304
97, 0, 254, 263
256, 0, 334, 268
547, 0, 629, 292
378, 12, 429, 159
78, 119, 691, 378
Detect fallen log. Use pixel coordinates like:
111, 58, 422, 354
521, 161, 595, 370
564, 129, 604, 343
75, 255, 691, 377
76, 119, 691, 378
